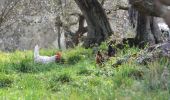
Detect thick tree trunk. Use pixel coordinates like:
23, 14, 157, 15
129, 0, 170, 27
136, 14, 155, 46
74, 0, 113, 47
55, 0, 62, 49
129, 7, 163, 47
150, 17, 163, 43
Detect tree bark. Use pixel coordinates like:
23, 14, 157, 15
129, 7, 163, 47
57, 20, 61, 49
55, 0, 62, 49
129, 0, 170, 27
135, 13, 155, 46
150, 17, 163, 43
73, 14, 87, 45
74, 0, 113, 47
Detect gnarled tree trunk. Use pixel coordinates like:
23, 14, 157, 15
129, 0, 170, 27
150, 17, 163, 43
74, 0, 113, 47
129, 7, 163, 47
135, 13, 155, 46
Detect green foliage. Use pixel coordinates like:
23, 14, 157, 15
57, 73, 72, 83
67, 54, 82, 65
48, 73, 72, 92
94, 67, 115, 77
64, 46, 92, 65
0, 46, 169, 99
99, 42, 108, 51
15, 57, 35, 73
143, 58, 169, 90
0, 74, 13, 88
77, 66, 92, 75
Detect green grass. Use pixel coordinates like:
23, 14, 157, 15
0, 44, 169, 100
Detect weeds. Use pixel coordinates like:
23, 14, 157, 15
0, 74, 13, 88
78, 66, 92, 75
48, 73, 72, 92
0, 46, 169, 99
144, 59, 169, 91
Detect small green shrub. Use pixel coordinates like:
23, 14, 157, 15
19, 60, 34, 73
143, 59, 168, 90
67, 54, 82, 65
0, 74, 13, 88
0, 63, 11, 74
48, 82, 61, 92
57, 73, 72, 83
78, 67, 92, 75
128, 70, 144, 80
14, 58, 36, 73
99, 42, 108, 51
63, 46, 92, 65
89, 77, 101, 86
48, 73, 72, 92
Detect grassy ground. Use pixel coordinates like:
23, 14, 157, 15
0, 44, 169, 100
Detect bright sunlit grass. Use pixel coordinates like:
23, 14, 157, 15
0, 44, 169, 100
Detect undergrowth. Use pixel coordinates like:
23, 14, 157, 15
0, 43, 169, 100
